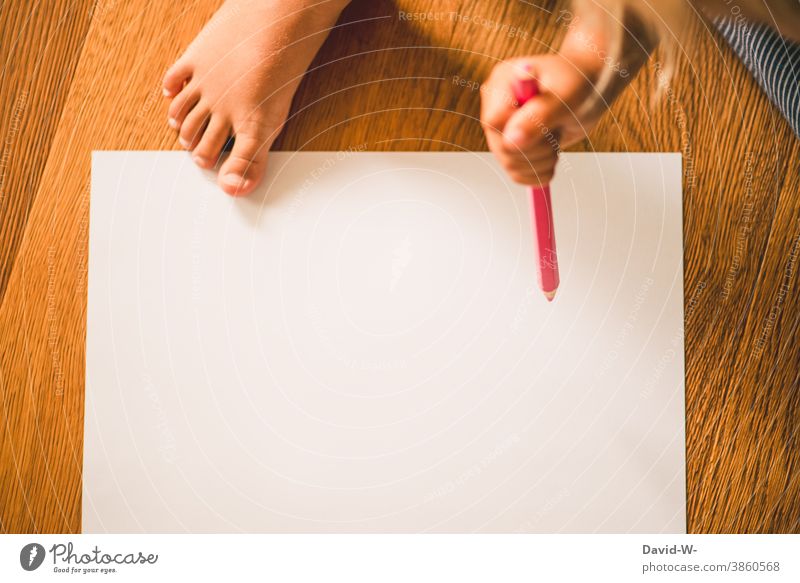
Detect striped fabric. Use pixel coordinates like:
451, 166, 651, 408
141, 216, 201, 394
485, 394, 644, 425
713, 17, 800, 137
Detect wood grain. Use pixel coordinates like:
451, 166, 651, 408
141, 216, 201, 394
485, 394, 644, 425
1, 0, 798, 533
0, 0, 95, 303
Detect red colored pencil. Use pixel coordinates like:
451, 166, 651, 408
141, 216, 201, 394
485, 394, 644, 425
511, 72, 560, 302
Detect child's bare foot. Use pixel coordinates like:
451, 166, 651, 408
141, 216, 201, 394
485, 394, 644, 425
163, 0, 350, 196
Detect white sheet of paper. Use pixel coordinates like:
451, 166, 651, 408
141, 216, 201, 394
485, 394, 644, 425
84, 151, 685, 533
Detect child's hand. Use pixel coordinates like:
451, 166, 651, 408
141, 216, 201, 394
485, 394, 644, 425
480, 54, 607, 186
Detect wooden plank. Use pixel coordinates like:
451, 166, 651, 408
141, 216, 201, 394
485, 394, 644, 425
0, 0, 223, 534
1, 0, 798, 533
0, 0, 95, 302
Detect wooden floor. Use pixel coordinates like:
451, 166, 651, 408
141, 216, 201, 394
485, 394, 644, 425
1, 0, 799, 533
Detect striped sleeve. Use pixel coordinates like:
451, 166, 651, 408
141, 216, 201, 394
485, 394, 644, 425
714, 16, 800, 138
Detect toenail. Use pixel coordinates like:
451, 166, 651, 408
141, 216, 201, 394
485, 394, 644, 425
168, 117, 179, 129
163, 87, 172, 97
179, 137, 191, 149
193, 154, 209, 167
222, 173, 247, 190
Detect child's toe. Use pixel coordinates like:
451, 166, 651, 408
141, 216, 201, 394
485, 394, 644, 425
192, 116, 230, 169
163, 60, 192, 98
217, 126, 273, 197
179, 104, 210, 150
167, 87, 200, 130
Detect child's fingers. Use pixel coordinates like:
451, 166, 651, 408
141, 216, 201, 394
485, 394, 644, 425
502, 151, 558, 186
506, 165, 556, 187
492, 135, 561, 187
502, 95, 567, 152
481, 57, 568, 186
483, 124, 507, 160
480, 60, 525, 137
499, 120, 563, 178
505, 164, 555, 186
503, 149, 559, 169
499, 138, 560, 163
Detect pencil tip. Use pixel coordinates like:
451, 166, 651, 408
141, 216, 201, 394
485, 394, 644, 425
544, 290, 557, 302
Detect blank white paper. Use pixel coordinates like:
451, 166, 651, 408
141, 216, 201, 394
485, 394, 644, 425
84, 151, 685, 533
